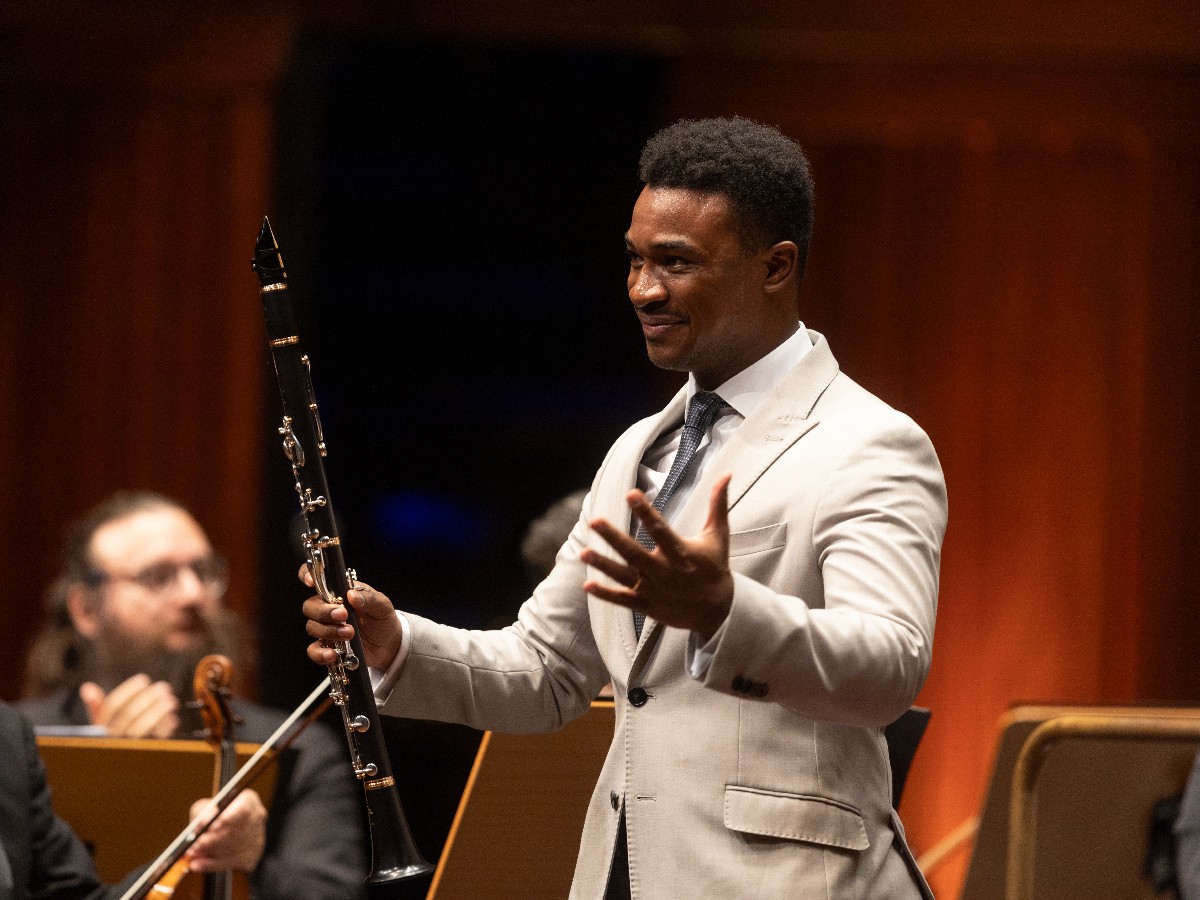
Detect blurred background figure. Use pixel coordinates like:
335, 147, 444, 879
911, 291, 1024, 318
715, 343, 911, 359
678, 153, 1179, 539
519, 490, 589, 589
519, 489, 613, 700
18, 491, 369, 900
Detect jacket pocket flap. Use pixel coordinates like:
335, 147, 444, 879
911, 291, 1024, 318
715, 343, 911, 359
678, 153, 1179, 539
727, 522, 787, 558
724, 786, 868, 851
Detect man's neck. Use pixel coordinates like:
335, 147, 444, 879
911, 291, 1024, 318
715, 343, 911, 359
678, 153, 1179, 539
688, 323, 813, 418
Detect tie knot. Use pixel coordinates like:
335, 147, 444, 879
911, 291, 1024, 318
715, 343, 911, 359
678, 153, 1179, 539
684, 392, 726, 433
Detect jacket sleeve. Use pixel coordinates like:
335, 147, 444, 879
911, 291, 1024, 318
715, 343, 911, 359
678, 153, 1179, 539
2, 707, 112, 900
696, 414, 947, 727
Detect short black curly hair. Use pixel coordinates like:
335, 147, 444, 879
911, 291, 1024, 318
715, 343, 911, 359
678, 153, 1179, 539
638, 116, 814, 272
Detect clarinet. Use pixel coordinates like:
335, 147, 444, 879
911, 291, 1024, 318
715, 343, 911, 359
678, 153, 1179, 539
252, 218, 433, 886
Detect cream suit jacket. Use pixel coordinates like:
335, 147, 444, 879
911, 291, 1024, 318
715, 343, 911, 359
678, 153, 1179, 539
378, 331, 947, 899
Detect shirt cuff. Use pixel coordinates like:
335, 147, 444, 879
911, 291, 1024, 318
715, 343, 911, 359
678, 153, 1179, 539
687, 618, 728, 679
369, 611, 412, 704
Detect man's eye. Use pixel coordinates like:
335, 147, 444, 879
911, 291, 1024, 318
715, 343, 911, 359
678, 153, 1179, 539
626, 252, 643, 268
138, 564, 177, 591
194, 556, 227, 584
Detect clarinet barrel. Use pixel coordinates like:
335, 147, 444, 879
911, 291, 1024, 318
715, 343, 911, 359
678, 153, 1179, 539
252, 217, 432, 886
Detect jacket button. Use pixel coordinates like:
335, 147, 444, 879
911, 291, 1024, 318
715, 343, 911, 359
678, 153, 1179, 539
731, 675, 769, 697
627, 687, 649, 707
610, 790, 620, 811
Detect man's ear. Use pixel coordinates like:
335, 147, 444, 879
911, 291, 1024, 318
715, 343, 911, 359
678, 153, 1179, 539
66, 584, 102, 639
762, 241, 799, 293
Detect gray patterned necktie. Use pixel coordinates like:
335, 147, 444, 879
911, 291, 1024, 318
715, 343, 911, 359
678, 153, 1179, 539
633, 391, 727, 637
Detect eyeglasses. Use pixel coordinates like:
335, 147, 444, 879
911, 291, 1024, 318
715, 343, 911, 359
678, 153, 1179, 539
87, 555, 229, 598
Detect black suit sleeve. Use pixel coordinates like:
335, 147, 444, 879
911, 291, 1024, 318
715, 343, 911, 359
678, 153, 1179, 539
0, 704, 110, 900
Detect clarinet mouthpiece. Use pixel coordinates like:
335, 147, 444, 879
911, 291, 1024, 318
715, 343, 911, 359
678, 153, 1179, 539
252, 216, 287, 286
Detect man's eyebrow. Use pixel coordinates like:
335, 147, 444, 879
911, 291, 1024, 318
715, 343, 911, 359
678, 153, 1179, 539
624, 234, 697, 254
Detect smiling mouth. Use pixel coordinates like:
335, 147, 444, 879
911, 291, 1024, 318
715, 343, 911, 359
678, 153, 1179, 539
644, 323, 687, 344
637, 312, 687, 339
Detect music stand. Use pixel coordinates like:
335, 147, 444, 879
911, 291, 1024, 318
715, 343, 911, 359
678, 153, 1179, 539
38, 735, 275, 884
426, 701, 614, 900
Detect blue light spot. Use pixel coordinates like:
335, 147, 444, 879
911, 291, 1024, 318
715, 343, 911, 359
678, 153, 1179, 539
370, 492, 489, 552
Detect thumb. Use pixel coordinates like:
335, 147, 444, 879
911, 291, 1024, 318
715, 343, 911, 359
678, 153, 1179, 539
348, 584, 390, 621
78, 682, 107, 726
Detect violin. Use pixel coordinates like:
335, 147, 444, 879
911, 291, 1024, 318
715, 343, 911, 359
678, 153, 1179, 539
119, 677, 333, 900
145, 655, 244, 900
196, 654, 240, 900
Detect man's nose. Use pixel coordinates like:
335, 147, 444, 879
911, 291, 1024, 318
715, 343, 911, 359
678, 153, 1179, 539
173, 566, 209, 603
629, 266, 665, 304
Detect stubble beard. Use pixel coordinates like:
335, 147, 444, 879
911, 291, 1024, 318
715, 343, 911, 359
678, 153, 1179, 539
646, 336, 726, 390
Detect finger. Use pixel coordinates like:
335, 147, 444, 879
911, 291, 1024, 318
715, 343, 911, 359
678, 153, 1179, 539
578, 548, 639, 587
185, 798, 222, 868
191, 791, 265, 872
78, 682, 107, 726
306, 615, 353, 644
308, 641, 340, 666
230, 789, 265, 822
297, 563, 314, 587
101, 676, 162, 733
200, 791, 253, 836
302, 596, 349, 627
582, 579, 638, 611
124, 688, 180, 739
346, 583, 394, 621
188, 797, 238, 844
188, 797, 221, 829
626, 491, 687, 559
99, 673, 152, 720
122, 706, 178, 740
187, 823, 232, 871
186, 851, 218, 874
587, 516, 653, 566
107, 681, 179, 738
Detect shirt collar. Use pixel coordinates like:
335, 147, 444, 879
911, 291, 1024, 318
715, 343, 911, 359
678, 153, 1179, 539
686, 323, 814, 418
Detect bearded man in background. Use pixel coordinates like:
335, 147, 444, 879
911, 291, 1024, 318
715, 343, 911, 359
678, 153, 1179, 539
19, 491, 370, 900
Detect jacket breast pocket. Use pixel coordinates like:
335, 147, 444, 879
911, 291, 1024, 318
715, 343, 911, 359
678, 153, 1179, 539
724, 785, 868, 851
727, 522, 787, 559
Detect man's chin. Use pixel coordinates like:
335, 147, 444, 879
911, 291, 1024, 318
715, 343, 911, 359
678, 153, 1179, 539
644, 343, 692, 373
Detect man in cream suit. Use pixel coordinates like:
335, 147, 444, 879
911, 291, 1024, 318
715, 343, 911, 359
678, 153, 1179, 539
303, 117, 946, 898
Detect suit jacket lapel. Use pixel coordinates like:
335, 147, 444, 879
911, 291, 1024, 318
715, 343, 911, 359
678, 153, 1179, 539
636, 333, 840, 655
